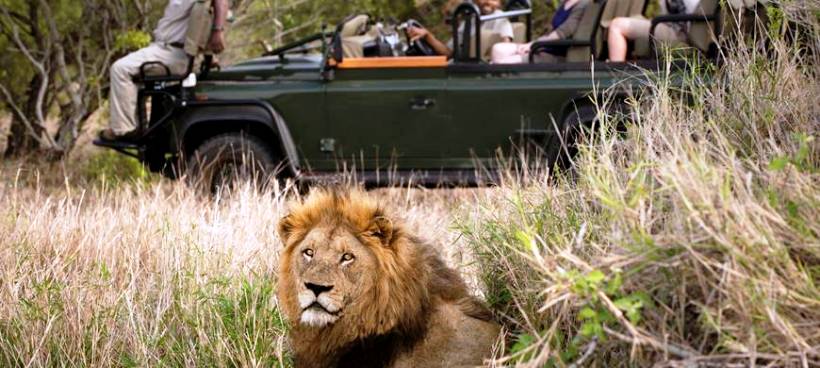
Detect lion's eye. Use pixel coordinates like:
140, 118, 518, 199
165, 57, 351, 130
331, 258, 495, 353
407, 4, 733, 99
341, 253, 355, 264
303, 249, 314, 258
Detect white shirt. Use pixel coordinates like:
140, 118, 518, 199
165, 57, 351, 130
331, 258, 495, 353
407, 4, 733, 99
447, 10, 515, 49
154, 0, 197, 44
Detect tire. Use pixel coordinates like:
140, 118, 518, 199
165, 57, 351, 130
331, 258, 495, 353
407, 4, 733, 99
550, 105, 598, 171
185, 132, 281, 193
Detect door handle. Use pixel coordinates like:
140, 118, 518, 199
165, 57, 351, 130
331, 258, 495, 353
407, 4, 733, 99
409, 97, 436, 110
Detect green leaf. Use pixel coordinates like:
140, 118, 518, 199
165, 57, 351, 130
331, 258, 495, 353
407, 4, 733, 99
510, 333, 535, 354
586, 270, 606, 284
580, 321, 598, 337
768, 156, 788, 171
613, 297, 635, 310
578, 307, 597, 320
514, 230, 534, 251
605, 272, 623, 295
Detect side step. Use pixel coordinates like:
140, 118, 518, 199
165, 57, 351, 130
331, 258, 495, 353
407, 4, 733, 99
92, 139, 143, 160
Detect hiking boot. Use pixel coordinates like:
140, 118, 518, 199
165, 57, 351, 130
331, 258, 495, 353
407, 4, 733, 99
98, 128, 140, 142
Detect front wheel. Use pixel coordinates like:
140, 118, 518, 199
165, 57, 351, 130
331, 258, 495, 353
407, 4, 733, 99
185, 132, 281, 193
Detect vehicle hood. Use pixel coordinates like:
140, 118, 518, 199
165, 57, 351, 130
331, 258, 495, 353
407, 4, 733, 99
206, 54, 324, 81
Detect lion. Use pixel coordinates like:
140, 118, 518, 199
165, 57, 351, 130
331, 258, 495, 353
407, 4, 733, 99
276, 189, 501, 368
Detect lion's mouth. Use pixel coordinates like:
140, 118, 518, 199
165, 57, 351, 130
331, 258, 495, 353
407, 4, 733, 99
300, 303, 341, 327
305, 302, 338, 315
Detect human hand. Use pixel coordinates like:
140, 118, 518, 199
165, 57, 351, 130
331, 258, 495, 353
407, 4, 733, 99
406, 26, 430, 43
208, 30, 225, 54
517, 42, 532, 55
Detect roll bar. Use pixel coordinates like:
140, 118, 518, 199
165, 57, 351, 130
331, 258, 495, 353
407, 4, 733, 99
264, 31, 335, 59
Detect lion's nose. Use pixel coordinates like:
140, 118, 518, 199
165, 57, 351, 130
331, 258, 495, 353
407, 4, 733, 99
305, 282, 333, 296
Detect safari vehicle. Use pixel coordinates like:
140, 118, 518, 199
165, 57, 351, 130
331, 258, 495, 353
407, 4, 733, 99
95, 0, 730, 188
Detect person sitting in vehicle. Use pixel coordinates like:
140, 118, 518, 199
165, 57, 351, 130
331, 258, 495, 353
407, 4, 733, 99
406, 0, 514, 58
490, 0, 589, 64
100, 0, 228, 141
607, 0, 698, 61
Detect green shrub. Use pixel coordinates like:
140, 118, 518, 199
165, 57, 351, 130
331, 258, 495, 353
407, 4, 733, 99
458, 7, 819, 366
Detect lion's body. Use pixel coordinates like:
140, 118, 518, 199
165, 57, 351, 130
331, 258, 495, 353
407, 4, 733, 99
277, 190, 500, 368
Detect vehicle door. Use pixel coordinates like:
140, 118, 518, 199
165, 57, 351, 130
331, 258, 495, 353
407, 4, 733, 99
445, 64, 582, 167
323, 64, 450, 171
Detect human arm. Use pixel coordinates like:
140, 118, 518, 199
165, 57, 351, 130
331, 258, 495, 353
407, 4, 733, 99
208, 0, 229, 54
407, 25, 453, 57
552, 0, 589, 39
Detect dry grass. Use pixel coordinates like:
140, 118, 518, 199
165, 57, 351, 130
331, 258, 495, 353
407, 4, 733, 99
458, 6, 819, 367
0, 166, 486, 367
1, 3, 818, 367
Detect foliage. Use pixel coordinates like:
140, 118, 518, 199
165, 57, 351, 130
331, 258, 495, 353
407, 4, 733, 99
79, 150, 154, 186
115, 30, 152, 52
457, 5, 820, 365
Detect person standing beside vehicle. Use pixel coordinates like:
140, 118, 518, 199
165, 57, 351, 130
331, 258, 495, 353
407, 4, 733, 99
407, 0, 514, 58
100, 0, 229, 141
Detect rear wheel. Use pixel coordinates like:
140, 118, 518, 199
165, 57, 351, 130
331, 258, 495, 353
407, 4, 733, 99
550, 105, 598, 172
185, 132, 281, 193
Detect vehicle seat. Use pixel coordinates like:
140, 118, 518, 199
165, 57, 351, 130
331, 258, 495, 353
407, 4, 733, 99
633, 0, 721, 59
341, 14, 369, 37
597, 0, 647, 58
687, 0, 721, 54
468, 32, 508, 62
505, 0, 531, 43
340, 15, 377, 58
512, 23, 527, 43
565, 0, 608, 62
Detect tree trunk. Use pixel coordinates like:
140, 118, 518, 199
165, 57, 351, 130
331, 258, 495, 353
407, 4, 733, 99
5, 117, 37, 157
4, 75, 48, 157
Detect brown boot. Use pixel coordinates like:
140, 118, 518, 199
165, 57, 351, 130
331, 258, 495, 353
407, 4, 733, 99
98, 128, 140, 142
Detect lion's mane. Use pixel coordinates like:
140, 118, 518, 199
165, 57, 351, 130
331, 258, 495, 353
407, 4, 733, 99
277, 190, 492, 367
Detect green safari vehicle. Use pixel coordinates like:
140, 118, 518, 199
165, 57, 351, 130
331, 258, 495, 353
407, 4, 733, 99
95, 0, 724, 188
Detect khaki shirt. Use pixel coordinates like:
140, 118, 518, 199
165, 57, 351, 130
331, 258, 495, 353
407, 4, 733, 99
154, 0, 197, 44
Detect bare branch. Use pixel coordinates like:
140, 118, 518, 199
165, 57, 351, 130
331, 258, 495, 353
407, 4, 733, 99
0, 83, 51, 148
0, 6, 58, 150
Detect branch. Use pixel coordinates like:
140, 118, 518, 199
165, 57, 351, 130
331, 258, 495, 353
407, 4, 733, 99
0, 83, 52, 148
0, 6, 58, 150
0, 5, 29, 28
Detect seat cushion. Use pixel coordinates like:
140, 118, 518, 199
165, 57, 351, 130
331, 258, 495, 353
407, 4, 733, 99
341, 15, 369, 38
511, 22, 527, 43
342, 34, 377, 59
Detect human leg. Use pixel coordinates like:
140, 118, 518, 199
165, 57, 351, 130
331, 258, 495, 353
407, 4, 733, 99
607, 16, 651, 62
491, 42, 525, 64
108, 44, 189, 136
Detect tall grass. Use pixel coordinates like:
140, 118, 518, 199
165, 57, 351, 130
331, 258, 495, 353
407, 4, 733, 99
459, 4, 819, 367
0, 164, 482, 367
1, 3, 818, 367
0, 176, 294, 367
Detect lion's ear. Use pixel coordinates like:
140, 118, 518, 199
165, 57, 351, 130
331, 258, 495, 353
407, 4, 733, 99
277, 214, 296, 243
367, 216, 394, 247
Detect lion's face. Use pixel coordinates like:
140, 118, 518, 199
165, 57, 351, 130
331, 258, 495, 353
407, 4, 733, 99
286, 223, 380, 328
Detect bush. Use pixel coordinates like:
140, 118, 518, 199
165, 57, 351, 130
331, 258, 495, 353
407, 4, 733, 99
458, 4, 819, 366
80, 150, 154, 186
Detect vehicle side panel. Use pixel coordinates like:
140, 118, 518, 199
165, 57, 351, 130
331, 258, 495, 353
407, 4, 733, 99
323, 68, 450, 171
194, 79, 327, 169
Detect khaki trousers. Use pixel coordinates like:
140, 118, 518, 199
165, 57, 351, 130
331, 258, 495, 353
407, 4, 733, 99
109, 43, 189, 134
